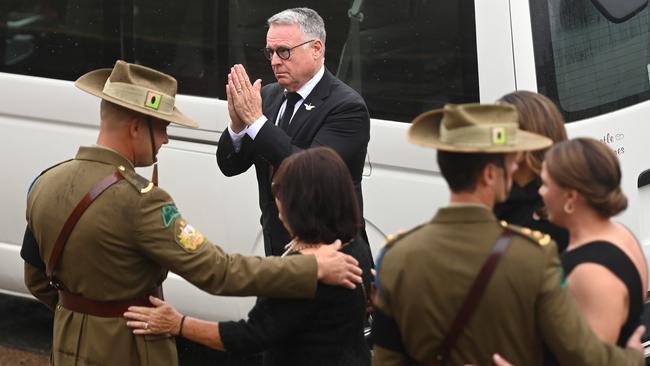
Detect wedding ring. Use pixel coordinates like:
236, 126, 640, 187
144, 322, 149, 330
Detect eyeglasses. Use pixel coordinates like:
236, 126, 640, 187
262, 39, 315, 61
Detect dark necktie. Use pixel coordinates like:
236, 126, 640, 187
278, 92, 301, 132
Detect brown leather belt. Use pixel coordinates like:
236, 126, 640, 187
58, 286, 163, 318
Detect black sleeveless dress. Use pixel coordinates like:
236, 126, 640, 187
544, 241, 644, 365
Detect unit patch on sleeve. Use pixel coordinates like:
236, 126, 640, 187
175, 219, 205, 252
162, 205, 180, 228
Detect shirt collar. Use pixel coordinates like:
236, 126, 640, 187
75, 145, 135, 171
285, 65, 325, 100
432, 205, 498, 224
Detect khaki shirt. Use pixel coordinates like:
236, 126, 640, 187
373, 205, 643, 366
24, 145, 317, 366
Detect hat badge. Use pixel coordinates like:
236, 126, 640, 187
145, 91, 162, 110
492, 127, 507, 145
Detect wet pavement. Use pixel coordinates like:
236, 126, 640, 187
4, 293, 650, 365
0, 293, 261, 365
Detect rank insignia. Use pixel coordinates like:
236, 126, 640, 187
538, 234, 551, 246
175, 220, 205, 251
162, 205, 180, 227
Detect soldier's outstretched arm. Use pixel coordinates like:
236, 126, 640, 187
135, 189, 361, 298
536, 243, 644, 366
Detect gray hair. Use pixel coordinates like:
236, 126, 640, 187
267, 8, 326, 45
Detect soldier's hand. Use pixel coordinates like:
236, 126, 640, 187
124, 296, 184, 336
625, 324, 646, 353
313, 239, 362, 289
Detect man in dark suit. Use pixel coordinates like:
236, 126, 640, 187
217, 7, 371, 256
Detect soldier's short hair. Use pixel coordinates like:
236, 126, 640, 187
268, 7, 326, 46
437, 150, 505, 192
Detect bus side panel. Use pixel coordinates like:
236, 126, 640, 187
0, 74, 264, 320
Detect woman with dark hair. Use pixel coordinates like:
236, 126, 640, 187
124, 147, 372, 366
540, 137, 648, 359
494, 91, 570, 252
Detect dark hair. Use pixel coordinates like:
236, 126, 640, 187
545, 137, 627, 218
499, 91, 568, 175
272, 147, 360, 244
437, 151, 505, 192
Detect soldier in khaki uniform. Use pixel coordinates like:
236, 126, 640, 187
371, 103, 645, 365
21, 60, 362, 366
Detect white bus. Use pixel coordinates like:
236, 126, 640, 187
2, 0, 650, 321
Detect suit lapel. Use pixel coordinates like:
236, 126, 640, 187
286, 70, 335, 136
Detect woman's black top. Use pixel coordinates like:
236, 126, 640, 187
494, 179, 569, 253
562, 241, 644, 346
544, 241, 644, 365
219, 236, 373, 366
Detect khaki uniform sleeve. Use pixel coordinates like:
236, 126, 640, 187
24, 262, 58, 311
537, 243, 644, 366
372, 250, 410, 366
134, 188, 317, 298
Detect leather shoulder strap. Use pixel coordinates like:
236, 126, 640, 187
427, 231, 513, 366
46, 172, 125, 280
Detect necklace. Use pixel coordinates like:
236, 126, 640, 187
281, 240, 322, 257
281, 238, 354, 257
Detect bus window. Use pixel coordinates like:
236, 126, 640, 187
227, 1, 480, 123
0, 1, 479, 124
1, 0, 119, 81
342, 0, 479, 122
530, 0, 650, 122
130, 1, 223, 98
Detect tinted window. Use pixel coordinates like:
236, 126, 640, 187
530, 0, 650, 122
1, 1, 120, 81
1, 1, 478, 123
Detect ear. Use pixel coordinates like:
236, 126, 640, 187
127, 116, 145, 139
566, 189, 580, 205
480, 163, 498, 188
312, 39, 324, 59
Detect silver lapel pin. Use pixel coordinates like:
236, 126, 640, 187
304, 103, 315, 111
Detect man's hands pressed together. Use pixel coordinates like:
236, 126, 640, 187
227, 64, 263, 127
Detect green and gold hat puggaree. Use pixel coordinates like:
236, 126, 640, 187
408, 103, 552, 153
75, 60, 197, 128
